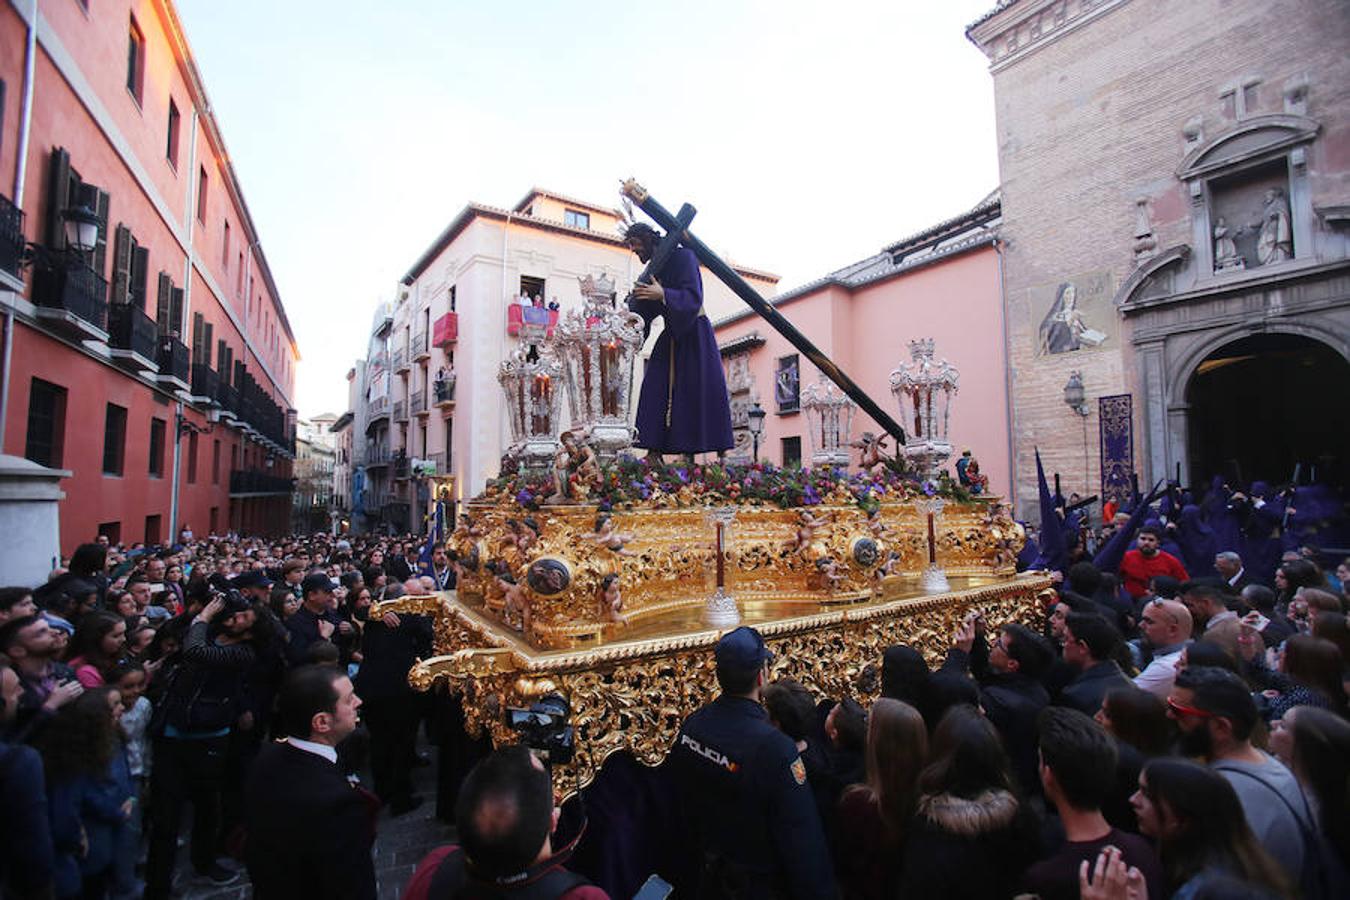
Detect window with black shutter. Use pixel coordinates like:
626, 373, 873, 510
110, 224, 132, 305
149, 417, 166, 477
155, 272, 175, 333
196, 166, 208, 223
202, 322, 213, 367
168, 286, 184, 337
191, 312, 205, 362
24, 378, 67, 468
44, 148, 109, 269
129, 244, 148, 310
103, 404, 127, 476
212, 439, 221, 484
166, 98, 180, 168
127, 17, 145, 105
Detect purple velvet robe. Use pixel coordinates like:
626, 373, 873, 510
633, 247, 733, 453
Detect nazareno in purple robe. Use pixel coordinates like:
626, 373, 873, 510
633, 246, 734, 453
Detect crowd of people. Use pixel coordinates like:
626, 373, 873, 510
0, 531, 463, 899
2, 477, 1349, 899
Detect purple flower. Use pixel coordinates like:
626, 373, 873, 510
516, 489, 533, 505
922, 480, 937, 496
676, 468, 689, 484
803, 485, 821, 505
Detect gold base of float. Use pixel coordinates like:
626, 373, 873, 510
374, 488, 1051, 797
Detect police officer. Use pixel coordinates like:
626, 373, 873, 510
670, 626, 836, 899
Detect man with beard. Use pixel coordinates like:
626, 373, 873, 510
623, 223, 733, 460
1118, 526, 1189, 600
1167, 666, 1314, 889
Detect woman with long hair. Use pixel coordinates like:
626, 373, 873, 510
1129, 758, 1289, 898
67, 611, 127, 688
836, 698, 927, 900
1239, 632, 1347, 720
1276, 559, 1324, 615
1095, 686, 1175, 831
32, 688, 133, 899
1284, 707, 1350, 894
898, 705, 1040, 898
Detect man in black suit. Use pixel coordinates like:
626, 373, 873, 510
244, 665, 377, 899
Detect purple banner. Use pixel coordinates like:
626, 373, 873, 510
1099, 394, 1133, 507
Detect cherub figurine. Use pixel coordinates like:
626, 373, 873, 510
596, 573, 627, 624
504, 518, 539, 555
851, 432, 890, 475
873, 550, 902, 581
814, 556, 844, 591
497, 571, 532, 633
590, 512, 636, 555
866, 508, 896, 542
787, 509, 831, 556
454, 513, 484, 540
549, 430, 601, 503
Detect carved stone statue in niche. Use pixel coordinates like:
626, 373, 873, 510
1256, 188, 1293, 265
1213, 218, 1245, 271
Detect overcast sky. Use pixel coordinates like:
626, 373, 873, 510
175, 0, 1001, 418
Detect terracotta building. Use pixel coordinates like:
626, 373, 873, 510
711, 194, 1013, 498
0, 0, 298, 551
344, 188, 777, 534
967, 0, 1350, 514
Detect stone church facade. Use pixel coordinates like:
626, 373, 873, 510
968, 0, 1350, 515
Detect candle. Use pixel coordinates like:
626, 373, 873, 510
715, 521, 726, 587
927, 511, 937, 565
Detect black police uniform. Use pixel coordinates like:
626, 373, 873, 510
671, 694, 835, 900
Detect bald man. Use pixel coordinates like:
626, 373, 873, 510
1133, 599, 1192, 698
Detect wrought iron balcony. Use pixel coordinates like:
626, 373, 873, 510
191, 363, 219, 404
32, 262, 108, 339
365, 443, 391, 467
0, 194, 23, 280
432, 312, 458, 347
433, 374, 456, 406
215, 381, 240, 418
368, 395, 389, 421
412, 330, 430, 361
229, 468, 295, 496
156, 334, 190, 387
392, 451, 410, 480
393, 399, 407, 421
392, 347, 409, 372
107, 302, 159, 370
411, 389, 427, 415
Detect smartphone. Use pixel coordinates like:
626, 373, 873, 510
632, 875, 673, 900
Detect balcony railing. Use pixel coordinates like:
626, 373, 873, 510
433, 375, 456, 405
426, 450, 449, 473
107, 303, 158, 363
229, 469, 295, 496
0, 194, 23, 279
507, 305, 557, 338
191, 363, 219, 402
392, 451, 410, 480
365, 443, 391, 467
411, 389, 427, 415
215, 381, 240, 416
392, 347, 409, 372
432, 312, 458, 347
156, 335, 190, 385
393, 399, 407, 421
363, 491, 389, 514
368, 395, 389, 419
412, 330, 429, 360
32, 262, 108, 334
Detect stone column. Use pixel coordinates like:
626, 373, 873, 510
0, 455, 71, 586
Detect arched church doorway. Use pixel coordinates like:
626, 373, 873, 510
1186, 333, 1348, 489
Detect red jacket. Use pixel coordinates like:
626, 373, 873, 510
1118, 549, 1189, 598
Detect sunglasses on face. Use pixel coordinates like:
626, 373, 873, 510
1166, 698, 1217, 719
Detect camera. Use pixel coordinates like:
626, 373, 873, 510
508, 692, 575, 765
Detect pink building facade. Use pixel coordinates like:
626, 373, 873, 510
0, 0, 298, 551
712, 195, 1015, 502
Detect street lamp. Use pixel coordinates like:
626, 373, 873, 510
62, 203, 101, 254
1063, 371, 1089, 417
747, 401, 765, 463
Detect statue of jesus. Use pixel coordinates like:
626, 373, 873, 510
624, 223, 733, 458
